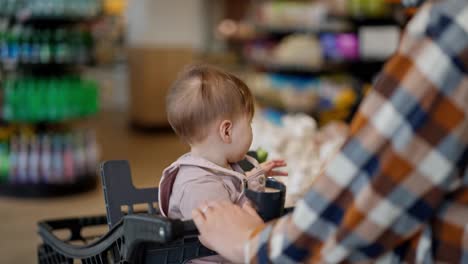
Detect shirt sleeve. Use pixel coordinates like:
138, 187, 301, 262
245, 0, 468, 263
178, 177, 232, 220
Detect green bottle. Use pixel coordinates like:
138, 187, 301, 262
16, 79, 28, 121
8, 26, 20, 63
39, 30, 51, 64
36, 79, 47, 121
84, 30, 93, 63
31, 30, 41, 64
0, 25, 5, 62
48, 79, 60, 121
30, 79, 42, 122
56, 79, 67, 121
80, 80, 85, 116
67, 78, 77, 117
20, 27, 33, 63
0, 143, 9, 183
90, 79, 99, 115
61, 78, 70, 119
76, 30, 87, 64
84, 79, 90, 116
81, 79, 90, 115
24, 79, 35, 121
3, 78, 15, 121
55, 29, 69, 64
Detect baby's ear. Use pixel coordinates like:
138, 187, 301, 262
219, 119, 233, 143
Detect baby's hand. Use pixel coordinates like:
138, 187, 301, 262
260, 159, 288, 176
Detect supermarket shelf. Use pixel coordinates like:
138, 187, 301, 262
252, 61, 347, 75
255, 21, 352, 36
251, 59, 386, 77
255, 94, 358, 125
1, 61, 86, 74
2, 115, 98, 125
337, 15, 404, 27
12, 13, 102, 27
251, 75, 367, 123
0, 7, 101, 198
254, 94, 316, 114
253, 16, 402, 37
0, 175, 97, 198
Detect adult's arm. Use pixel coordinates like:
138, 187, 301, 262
244, 1, 468, 263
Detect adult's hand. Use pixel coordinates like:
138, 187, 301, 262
192, 201, 265, 263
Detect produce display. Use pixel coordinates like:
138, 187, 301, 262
251, 112, 348, 207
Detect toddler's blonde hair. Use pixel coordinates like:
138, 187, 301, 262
166, 64, 255, 144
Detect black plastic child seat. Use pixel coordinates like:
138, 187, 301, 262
37, 159, 290, 264
100, 160, 159, 228
37, 160, 215, 264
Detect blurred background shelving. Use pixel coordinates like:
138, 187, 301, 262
0, 0, 102, 197
0, 0, 409, 197
0, 1, 427, 262
212, 0, 406, 126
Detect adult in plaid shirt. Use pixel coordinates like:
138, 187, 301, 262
192, 0, 468, 263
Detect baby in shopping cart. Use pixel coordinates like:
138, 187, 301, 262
158, 64, 287, 263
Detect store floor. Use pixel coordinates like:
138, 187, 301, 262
0, 111, 188, 264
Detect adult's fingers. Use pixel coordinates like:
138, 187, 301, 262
242, 202, 261, 218
271, 160, 287, 166
192, 208, 207, 233
206, 200, 231, 210
268, 170, 288, 176
198, 234, 213, 250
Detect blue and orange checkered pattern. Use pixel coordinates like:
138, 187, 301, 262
245, 0, 468, 263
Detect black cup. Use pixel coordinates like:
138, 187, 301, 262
245, 178, 286, 222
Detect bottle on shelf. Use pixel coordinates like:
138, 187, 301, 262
39, 133, 52, 183
54, 29, 70, 63
17, 134, 28, 183
0, 26, 93, 66
3, 0, 102, 19
85, 130, 98, 175
8, 135, 18, 183
63, 133, 75, 182
0, 129, 99, 185
29, 135, 40, 183
39, 29, 52, 64
20, 26, 31, 63
7, 25, 20, 64
0, 142, 9, 183
51, 134, 63, 183
1, 76, 99, 122
2, 78, 15, 121
73, 132, 86, 177
0, 24, 9, 62
31, 29, 41, 64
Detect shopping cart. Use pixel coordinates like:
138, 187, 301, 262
37, 159, 289, 264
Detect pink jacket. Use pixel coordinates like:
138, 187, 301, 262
158, 153, 265, 264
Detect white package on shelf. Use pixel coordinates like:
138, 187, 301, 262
359, 26, 400, 60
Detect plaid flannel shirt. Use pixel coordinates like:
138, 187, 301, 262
245, 0, 468, 263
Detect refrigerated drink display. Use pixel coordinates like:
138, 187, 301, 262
0, 0, 102, 197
